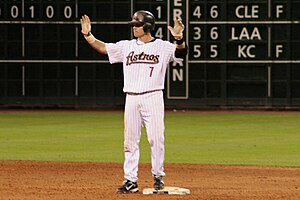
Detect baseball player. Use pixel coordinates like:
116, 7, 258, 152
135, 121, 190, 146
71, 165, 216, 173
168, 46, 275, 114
80, 10, 187, 193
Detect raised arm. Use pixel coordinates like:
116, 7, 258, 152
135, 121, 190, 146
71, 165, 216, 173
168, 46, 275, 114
80, 15, 107, 54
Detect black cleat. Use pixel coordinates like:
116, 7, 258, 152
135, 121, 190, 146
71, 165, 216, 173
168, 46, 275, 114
153, 175, 165, 190
117, 180, 139, 194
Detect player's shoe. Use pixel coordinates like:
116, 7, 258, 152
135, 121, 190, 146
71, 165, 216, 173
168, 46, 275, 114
116, 180, 139, 193
153, 175, 165, 190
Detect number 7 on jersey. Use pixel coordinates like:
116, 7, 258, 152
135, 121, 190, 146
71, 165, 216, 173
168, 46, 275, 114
149, 66, 154, 77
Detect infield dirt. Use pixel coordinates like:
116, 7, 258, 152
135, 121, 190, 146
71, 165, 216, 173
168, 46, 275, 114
0, 161, 299, 200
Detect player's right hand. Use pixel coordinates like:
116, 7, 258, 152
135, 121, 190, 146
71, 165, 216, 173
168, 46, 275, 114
80, 15, 91, 36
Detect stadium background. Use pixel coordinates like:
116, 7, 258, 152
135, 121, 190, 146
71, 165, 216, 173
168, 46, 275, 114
1, 1, 300, 199
1, 0, 300, 109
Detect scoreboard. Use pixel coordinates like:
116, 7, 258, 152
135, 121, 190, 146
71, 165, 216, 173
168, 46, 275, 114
1, 0, 300, 108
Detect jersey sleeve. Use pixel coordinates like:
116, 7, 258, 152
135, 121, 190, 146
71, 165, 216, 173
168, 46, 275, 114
163, 41, 184, 64
106, 40, 127, 64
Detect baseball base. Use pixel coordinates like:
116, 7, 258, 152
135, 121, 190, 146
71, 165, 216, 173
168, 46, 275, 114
142, 186, 190, 195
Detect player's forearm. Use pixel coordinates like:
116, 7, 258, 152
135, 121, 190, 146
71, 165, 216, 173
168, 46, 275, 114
89, 39, 107, 54
84, 34, 107, 54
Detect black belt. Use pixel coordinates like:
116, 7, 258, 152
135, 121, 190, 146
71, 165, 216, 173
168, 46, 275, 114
126, 90, 161, 96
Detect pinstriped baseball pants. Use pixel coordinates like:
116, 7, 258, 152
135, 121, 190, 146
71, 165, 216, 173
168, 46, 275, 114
123, 90, 165, 182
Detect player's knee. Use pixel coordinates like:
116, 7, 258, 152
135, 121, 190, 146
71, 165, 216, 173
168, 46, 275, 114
147, 134, 164, 147
124, 142, 139, 152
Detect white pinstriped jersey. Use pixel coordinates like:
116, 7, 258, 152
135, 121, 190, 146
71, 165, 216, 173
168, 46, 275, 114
106, 38, 182, 93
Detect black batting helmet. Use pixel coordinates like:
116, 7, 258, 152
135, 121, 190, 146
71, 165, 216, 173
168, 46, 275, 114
128, 10, 155, 32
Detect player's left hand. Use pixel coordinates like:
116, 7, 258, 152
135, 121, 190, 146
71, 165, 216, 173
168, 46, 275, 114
168, 18, 185, 40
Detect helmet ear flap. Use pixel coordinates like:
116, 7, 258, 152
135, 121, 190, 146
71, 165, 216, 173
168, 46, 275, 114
143, 22, 155, 32
143, 22, 151, 32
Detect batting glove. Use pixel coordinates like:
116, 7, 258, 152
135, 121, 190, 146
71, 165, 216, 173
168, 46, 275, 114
168, 18, 185, 40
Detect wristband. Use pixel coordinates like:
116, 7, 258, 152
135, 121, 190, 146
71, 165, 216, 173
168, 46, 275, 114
176, 38, 184, 45
82, 31, 91, 37
84, 33, 96, 44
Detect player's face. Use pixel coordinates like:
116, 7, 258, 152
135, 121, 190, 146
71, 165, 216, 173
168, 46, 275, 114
132, 25, 145, 38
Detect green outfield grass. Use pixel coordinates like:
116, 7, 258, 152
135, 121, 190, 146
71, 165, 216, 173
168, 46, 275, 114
0, 110, 299, 167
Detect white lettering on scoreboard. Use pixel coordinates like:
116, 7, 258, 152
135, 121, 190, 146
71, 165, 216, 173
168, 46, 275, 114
235, 5, 259, 19
173, 0, 183, 20
172, 0, 184, 82
231, 4, 286, 59
168, 0, 188, 99
234, 5, 260, 58
231, 27, 262, 58
5, 3, 74, 19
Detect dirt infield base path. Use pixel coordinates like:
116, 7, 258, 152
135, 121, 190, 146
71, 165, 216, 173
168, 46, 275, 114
0, 161, 299, 200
